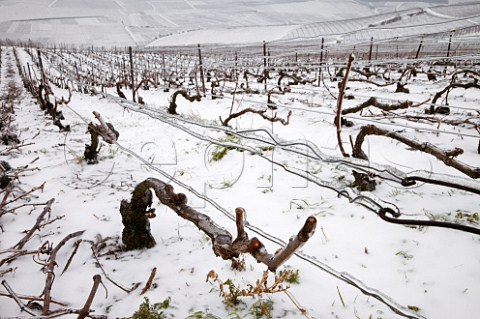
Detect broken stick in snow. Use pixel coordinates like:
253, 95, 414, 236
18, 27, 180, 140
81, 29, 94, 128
121, 178, 316, 271
13, 198, 55, 249
77, 274, 103, 319
140, 267, 157, 295
43, 230, 85, 315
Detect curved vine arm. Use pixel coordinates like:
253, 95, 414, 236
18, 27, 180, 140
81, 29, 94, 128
123, 178, 317, 271
353, 124, 480, 179
379, 208, 480, 235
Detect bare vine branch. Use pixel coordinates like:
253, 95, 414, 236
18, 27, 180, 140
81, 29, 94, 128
77, 274, 103, 319
352, 124, 480, 179
220, 108, 292, 127
140, 267, 157, 295
430, 81, 480, 113
168, 90, 201, 115
43, 231, 85, 315
335, 53, 355, 157
122, 178, 316, 272
1, 280, 38, 316
342, 97, 429, 115
13, 199, 55, 250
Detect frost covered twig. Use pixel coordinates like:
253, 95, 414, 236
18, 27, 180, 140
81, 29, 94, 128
0, 142, 35, 156
379, 208, 480, 235
0, 182, 45, 215
0, 291, 68, 307
341, 97, 429, 115
140, 267, 157, 295
335, 53, 354, 157
430, 80, 480, 114
353, 124, 480, 179
77, 274, 103, 319
1, 279, 38, 316
206, 269, 314, 318
43, 231, 85, 315
61, 239, 82, 275
0, 248, 47, 267
220, 107, 292, 127
90, 245, 136, 293
13, 199, 55, 250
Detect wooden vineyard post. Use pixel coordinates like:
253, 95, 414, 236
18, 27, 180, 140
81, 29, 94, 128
443, 33, 454, 76
335, 53, 355, 158
37, 49, 46, 86
27, 62, 33, 82
234, 51, 238, 81
415, 40, 423, 59
368, 37, 374, 62
318, 37, 324, 86
263, 40, 268, 91
162, 54, 166, 82
447, 33, 453, 58
197, 44, 206, 96
74, 62, 80, 81
129, 46, 136, 102
320, 37, 324, 63
122, 57, 126, 85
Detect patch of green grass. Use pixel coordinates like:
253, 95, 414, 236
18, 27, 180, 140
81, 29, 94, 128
408, 305, 421, 312
279, 268, 300, 284
209, 136, 242, 162
261, 188, 273, 194
455, 210, 479, 225
289, 198, 314, 210
210, 146, 229, 162
123, 297, 172, 319
185, 311, 221, 319
426, 210, 479, 226
221, 179, 232, 188
395, 250, 413, 260
249, 299, 274, 319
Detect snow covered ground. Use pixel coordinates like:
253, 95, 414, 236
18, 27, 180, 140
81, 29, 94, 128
1, 39, 479, 319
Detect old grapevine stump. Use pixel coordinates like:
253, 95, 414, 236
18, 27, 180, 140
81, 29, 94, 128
119, 186, 156, 250
84, 112, 119, 165
120, 178, 316, 270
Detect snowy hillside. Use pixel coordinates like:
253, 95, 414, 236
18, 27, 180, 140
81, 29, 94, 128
1, 0, 476, 47
0, 1, 479, 319
1, 34, 480, 318
0, 0, 374, 47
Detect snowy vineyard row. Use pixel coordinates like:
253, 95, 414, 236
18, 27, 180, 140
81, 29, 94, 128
1, 43, 479, 319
